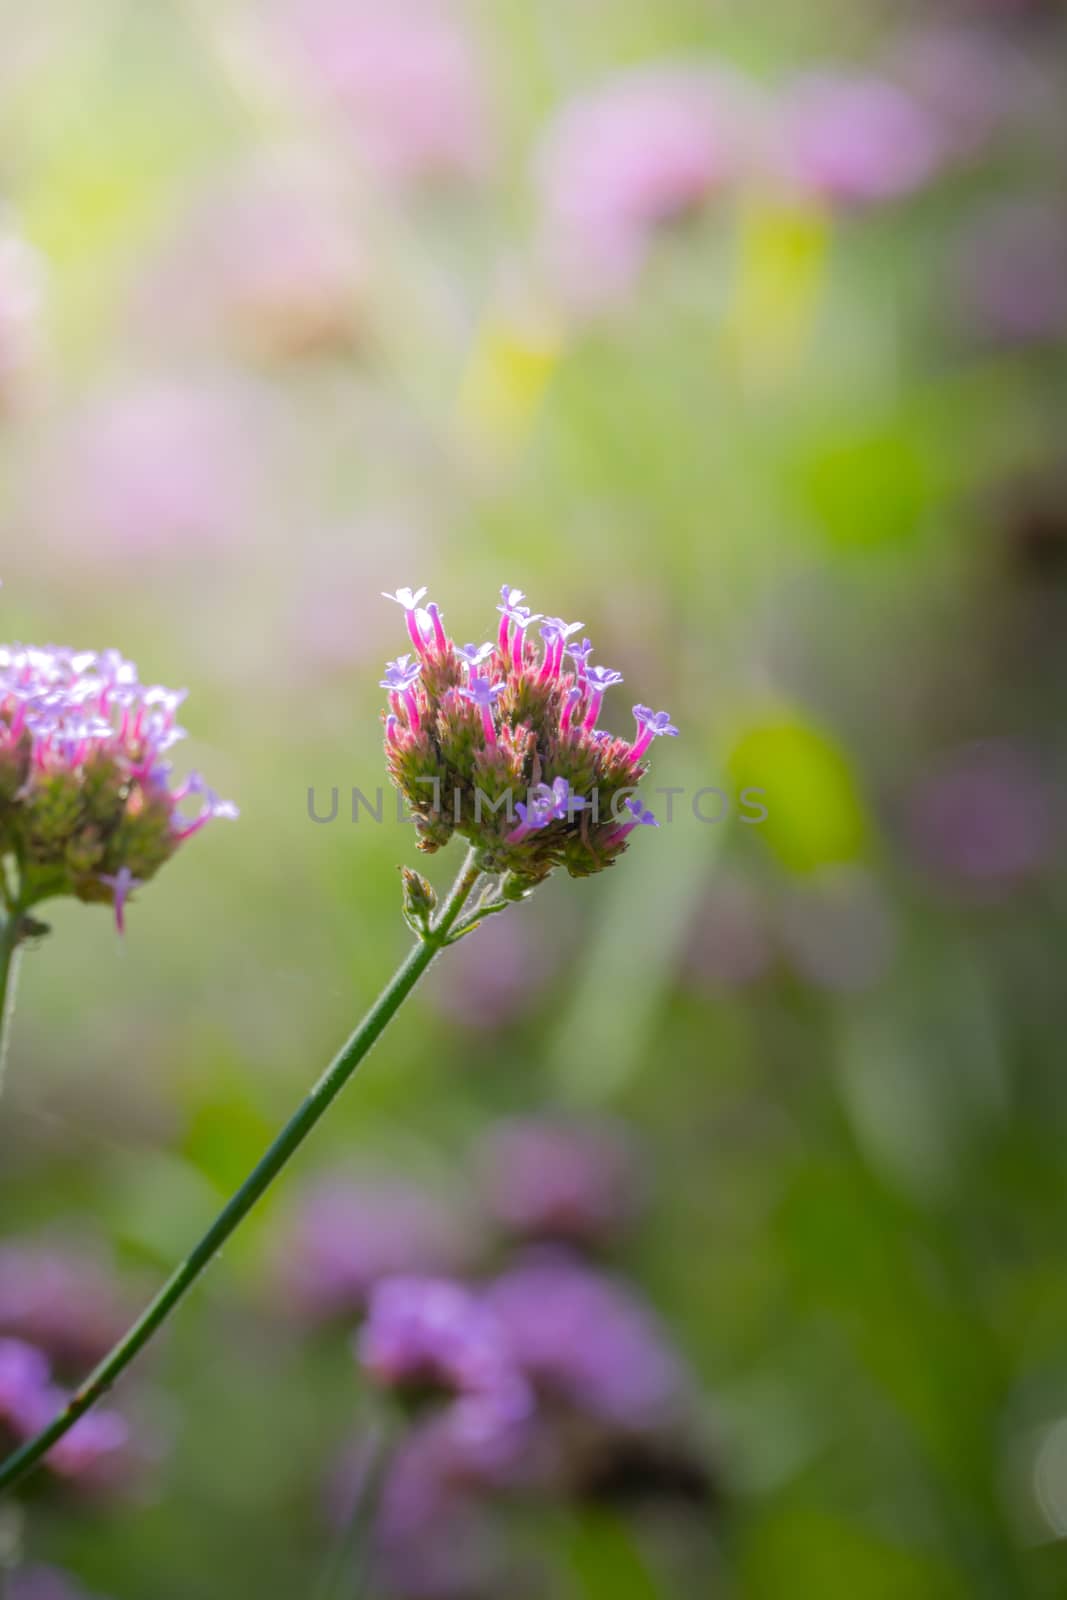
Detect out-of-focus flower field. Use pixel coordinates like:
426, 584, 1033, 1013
2, 0, 1067, 1594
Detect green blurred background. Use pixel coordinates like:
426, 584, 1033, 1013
2, 0, 1067, 1594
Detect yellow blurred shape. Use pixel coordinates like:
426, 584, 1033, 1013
728, 711, 870, 873
19, 89, 188, 356
723, 193, 829, 388
457, 301, 564, 456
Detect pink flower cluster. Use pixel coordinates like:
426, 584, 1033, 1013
380, 585, 677, 889
0, 644, 236, 929
270, 0, 490, 186
534, 40, 1037, 312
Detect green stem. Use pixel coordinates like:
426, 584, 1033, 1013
315, 1414, 395, 1600
0, 914, 25, 1104
0, 847, 484, 1497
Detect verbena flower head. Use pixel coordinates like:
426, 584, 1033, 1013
0, 645, 237, 931
380, 584, 678, 892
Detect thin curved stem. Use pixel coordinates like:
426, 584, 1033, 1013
315, 1414, 396, 1600
0, 913, 25, 1104
0, 847, 484, 1496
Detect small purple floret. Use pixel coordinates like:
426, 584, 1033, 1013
459, 674, 506, 745
582, 665, 624, 730
508, 777, 585, 842
379, 654, 423, 692
456, 642, 495, 672
96, 867, 142, 936
539, 617, 584, 680
630, 705, 679, 760
626, 797, 659, 827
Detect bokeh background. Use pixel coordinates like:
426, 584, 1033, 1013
2, 0, 1067, 1595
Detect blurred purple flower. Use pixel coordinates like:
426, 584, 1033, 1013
909, 741, 1055, 893
0, 1336, 51, 1437
357, 1423, 512, 1599
476, 1117, 645, 1251
484, 1251, 687, 1434
9, 1569, 110, 1600
682, 874, 775, 990
274, 1177, 477, 1324
0, 1240, 132, 1370
0, 1337, 130, 1488
270, 0, 491, 186
42, 1405, 131, 1486
775, 73, 943, 205
426, 901, 562, 1029
357, 1277, 532, 1473
536, 66, 745, 308
894, 26, 1049, 160
956, 199, 1067, 347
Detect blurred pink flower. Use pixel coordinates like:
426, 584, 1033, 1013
427, 900, 563, 1029
0, 1336, 132, 1491
9, 1568, 110, 1600
0, 1239, 132, 1371
681, 874, 775, 991
774, 73, 943, 205
33, 378, 275, 558
476, 1117, 645, 1251
956, 199, 1067, 347
141, 155, 366, 363
274, 1175, 479, 1324
895, 26, 1049, 160
484, 1249, 688, 1434
271, 0, 491, 185
909, 740, 1055, 893
536, 67, 746, 309
345, 1423, 509, 1599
